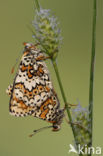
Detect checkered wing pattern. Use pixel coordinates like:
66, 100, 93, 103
7, 43, 64, 130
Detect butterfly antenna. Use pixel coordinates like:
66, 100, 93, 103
11, 51, 22, 74
26, 25, 41, 45
26, 24, 36, 36
29, 125, 53, 137
11, 59, 18, 74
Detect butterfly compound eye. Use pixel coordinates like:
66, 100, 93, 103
23, 42, 28, 49
52, 125, 61, 131
23, 42, 27, 46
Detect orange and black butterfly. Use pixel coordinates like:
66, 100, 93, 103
6, 43, 64, 135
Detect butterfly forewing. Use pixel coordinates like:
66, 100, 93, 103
9, 43, 61, 122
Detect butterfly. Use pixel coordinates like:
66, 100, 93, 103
6, 43, 64, 135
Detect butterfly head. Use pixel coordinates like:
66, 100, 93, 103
23, 42, 37, 50
52, 108, 65, 131
52, 124, 61, 131
23, 42, 41, 57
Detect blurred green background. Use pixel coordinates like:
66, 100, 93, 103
0, 0, 103, 156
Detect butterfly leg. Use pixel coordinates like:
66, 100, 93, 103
64, 103, 78, 109
36, 55, 51, 61
65, 116, 88, 131
52, 89, 58, 97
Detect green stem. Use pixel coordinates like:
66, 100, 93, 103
89, 0, 97, 150
51, 60, 81, 153
34, 0, 40, 11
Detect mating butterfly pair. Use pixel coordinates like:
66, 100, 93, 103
6, 43, 64, 134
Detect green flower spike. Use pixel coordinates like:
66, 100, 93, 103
72, 102, 91, 152
32, 7, 62, 60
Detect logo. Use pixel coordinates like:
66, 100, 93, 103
68, 144, 102, 155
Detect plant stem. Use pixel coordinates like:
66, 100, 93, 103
89, 0, 97, 149
34, 0, 40, 11
51, 60, 80, 150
